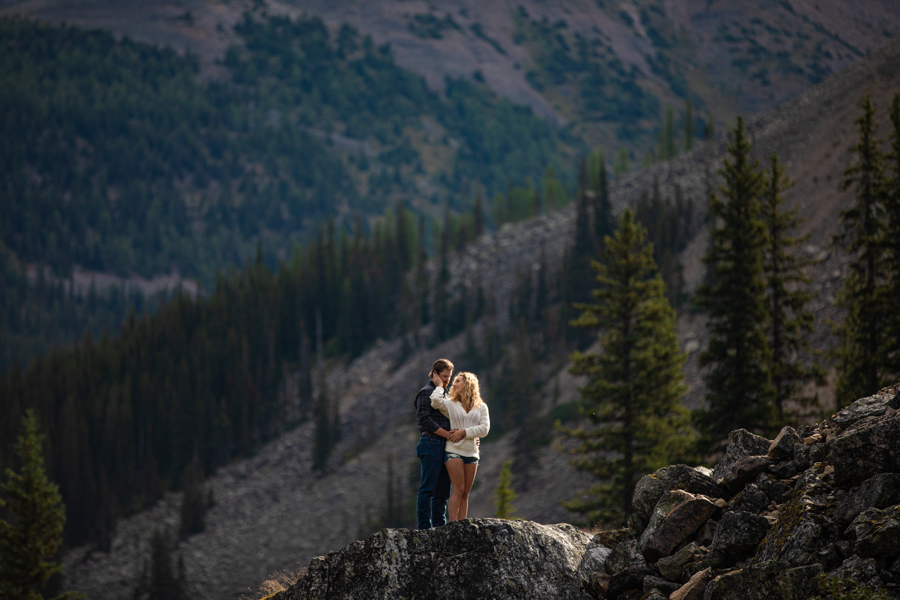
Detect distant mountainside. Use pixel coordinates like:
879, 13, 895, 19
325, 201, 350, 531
1, 0, 899, 372
5, 0, 899, 154
56, 37, 900, 600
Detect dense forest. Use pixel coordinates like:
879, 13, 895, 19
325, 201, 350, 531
0, 131, 705, 549
0, 12, 569, 370
0, 14, 563, 283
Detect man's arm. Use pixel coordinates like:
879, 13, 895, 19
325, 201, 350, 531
416, 389, 452, 439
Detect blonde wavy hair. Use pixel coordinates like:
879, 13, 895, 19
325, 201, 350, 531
449, 372, 484, 412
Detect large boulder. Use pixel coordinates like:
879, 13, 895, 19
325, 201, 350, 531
833, 473, 900, 523
643, 574, 681, 597
273, 519, 606, 600
712, 429, 772, 482
719, 456, 772, 493
827, 386, 900, 488
671, 567, 713, 600
639, 490, 720, 561
656, 542, 702, 582
702, 561, 822, 600
632, 465, 728, 521
710, 511, 770, 556
831, 384, 900, 428
845, 506, 900, 559
767, 426, 801, 461
601, 532, 652, 599
726, 484, 769, 514
756, 463, 831, 568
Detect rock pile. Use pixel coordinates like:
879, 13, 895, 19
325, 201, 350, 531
272, 385, 900, 599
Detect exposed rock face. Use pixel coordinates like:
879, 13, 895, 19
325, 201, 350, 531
632, 465, 727, 521
828, 385, 900, 487
712, 429, 772, 482
273, 519, 606, 600
272, 386, 900, 600
640, 491, 720, 561
834, 473, 900, 523
703, 562, 822, 600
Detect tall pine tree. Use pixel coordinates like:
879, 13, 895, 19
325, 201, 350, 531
885, 93, 900, 379
761, 153, 821, 418
561, 209, 693, 526
696, 117, 775, 445
832, 92, 890, 405
0, 411, 79, 600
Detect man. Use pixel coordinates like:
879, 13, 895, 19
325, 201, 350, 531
415, 358, 455, 529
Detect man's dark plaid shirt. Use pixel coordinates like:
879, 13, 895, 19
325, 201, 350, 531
415, 380, 451, 434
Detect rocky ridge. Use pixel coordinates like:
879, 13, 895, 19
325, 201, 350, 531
272, 383, 900, 599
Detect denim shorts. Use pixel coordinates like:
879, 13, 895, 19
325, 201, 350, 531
445, 451, 479, 465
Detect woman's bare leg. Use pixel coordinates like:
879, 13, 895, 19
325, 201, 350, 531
445, 458, 466, 522
457, 463, 478, 520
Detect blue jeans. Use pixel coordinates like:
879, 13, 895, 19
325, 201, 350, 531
416, 434, 451, 529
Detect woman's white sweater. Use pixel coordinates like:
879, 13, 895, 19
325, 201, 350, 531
430, 387, 490, 458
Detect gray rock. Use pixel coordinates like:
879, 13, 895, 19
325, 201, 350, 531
644, 574, 681, 596
274, 519, 606, 600
830, 555, 883, 589
829, 409, 900, 487
671, 567, 713, 600
632, 465, 727, 521
712, 429, 772, 482
834, 473, 900, 523
684, 550, 727, 578
768, 426, 801, 461
720, 456, 772, 493
754, 474, 792, 503
807, 543, 844, 571
846, 506, 900, 559
607, 566, 649, 599
702, 561, 822, 600
756, 493, 826, 569
603, 532, 649, 576
710, 511, 770, 556
641, 589, 668, 600
809, 442, 829, 463
656, 542, 702, 582
832, 384, 900, 427
640, 490, 719, 561
769, 459, 800, 479
698, 519, 717, 547
726, 484, 769, 514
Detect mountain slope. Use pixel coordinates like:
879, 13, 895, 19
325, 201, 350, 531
59, 37, 900, 599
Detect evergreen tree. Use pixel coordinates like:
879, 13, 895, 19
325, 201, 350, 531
135, 529, 186, 600
179, 463, 207, 539
472, 189, 485, 238
660, 106, 676, 160
704, 113, 715, 141
564, 159, 597, 347
885, 93, 900, 377
613, 149, 629, 180
684, 99, 694, 152
0, 410, 79, 600
561, 209, 693, 526
494, 461, 518, 519
832, 92, 890, 405
589, 148, 614, 251
696, 117, 775, 445
761, 153, 821, 418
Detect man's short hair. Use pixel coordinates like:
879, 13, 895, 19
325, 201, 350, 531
430, 358, 454, 376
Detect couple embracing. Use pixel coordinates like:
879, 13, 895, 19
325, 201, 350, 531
414, 358, 491, 529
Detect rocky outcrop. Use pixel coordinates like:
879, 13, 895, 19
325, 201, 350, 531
273, 519, 607, 600
273, 385, 900, 600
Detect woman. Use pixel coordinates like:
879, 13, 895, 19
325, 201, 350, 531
430, 371, 490, 522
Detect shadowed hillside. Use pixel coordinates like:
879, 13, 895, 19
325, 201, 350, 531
52, 36, 900, 599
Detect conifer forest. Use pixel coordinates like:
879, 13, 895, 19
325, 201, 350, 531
1, 2, 899, 598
